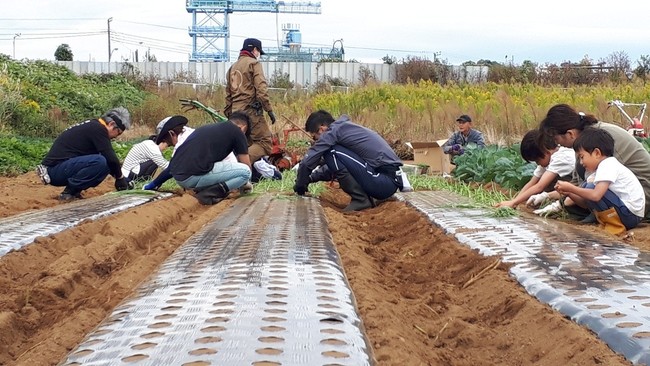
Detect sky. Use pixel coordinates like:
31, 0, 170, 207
1, 0, 649, 66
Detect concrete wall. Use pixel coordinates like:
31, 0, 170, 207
57, 61, 488, 86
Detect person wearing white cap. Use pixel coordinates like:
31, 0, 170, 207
225, 37, 275, 164
36, 107, 132, 201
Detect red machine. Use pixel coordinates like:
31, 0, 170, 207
268, 117, 312, 171
607, 100, 647, 138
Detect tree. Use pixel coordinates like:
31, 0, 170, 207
54, 44, 73, 61
634, 55, 650, 85
382, 55, 396, 65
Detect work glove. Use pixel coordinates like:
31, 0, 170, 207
451, 144, 464, 155
293, 184, 308, 196
143, 182, 159, 191
533, 201, 562, 216
526, 192, 549, 207
241, 181, 253, 194
115, 177, 130, 191
268, 111, 277, 125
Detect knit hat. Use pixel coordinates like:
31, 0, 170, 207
103, 107, 131, 130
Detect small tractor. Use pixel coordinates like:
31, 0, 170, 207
179, 98, 310, 170
607, 100, 647, 138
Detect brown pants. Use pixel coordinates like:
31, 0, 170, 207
245, 109, 272, 163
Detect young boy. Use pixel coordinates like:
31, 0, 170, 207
555, 128, 644, 235
495, 129, 574, 209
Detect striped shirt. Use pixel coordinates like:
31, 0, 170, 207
121, 139, 169, 177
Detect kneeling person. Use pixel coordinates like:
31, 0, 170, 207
293, 110, 403, 211
169, 112, 252, 205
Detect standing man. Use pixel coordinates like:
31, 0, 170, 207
169, 112, 252, 205
36, 107, 132, 200
443, 114, 486, 163
293, 110, 404, 212
225, 37, 276, 164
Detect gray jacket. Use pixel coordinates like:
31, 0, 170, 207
296, 115, 401, 186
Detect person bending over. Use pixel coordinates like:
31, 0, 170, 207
293, 110, 405, 212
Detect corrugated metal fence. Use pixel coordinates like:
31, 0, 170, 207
58, 61, 487, 86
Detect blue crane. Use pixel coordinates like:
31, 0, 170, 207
186, 0, 321, 62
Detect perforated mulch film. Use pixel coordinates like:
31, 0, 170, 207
398, 190, 650, 365
0, 192, 170, 257
60, 195, 373, 366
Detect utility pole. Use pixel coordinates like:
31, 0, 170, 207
107, 17, 113, 62
12, 33, 21, 59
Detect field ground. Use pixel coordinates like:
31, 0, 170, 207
0, 172, 646, 365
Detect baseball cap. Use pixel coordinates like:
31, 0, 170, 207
456, 114, 472, 123
155, 115, 188, 144
242, 38, 265, 55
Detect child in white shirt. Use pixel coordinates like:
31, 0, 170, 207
555, 128, 644, 234
496, 129, 574, 208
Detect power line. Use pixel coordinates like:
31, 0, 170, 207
0, 32, 104, 41
116, 20, 186, 31
0, 18, 103, 21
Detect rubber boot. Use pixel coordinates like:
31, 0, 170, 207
194, 182, 229, 205
336, 170, 374, 212
594, 207, 627, 235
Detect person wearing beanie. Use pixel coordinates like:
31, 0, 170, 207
36, 107, 133, 201
225, 37, 275, 164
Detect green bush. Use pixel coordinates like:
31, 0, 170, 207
0, 56, 148, 137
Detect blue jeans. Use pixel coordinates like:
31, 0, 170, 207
47, 155, 110, 192
322, 145, 399, 200
176, 161, 251, 191
584, 183, 642, 229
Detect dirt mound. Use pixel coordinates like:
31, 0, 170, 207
0, 189, 232, 365
321, 188, 631, 365
0, 172, 643, 365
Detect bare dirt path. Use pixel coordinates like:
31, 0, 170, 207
0, 172, 644, 365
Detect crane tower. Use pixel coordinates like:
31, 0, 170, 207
186, 0, 321, 62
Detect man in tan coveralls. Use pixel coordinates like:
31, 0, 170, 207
225, 38, 276, 164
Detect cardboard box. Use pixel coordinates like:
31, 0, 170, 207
409, 140, 452, 174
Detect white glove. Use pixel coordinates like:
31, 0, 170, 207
533, 200, 562, 216
241, 181, 253, 194
526, 192, 549, 207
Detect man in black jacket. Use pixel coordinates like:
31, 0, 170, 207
293, 110, 404, 211
36, 107, 132, 201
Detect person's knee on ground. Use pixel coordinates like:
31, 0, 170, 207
336, 169, 374, 212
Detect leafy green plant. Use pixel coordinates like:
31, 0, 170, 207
452, 144, 535, 190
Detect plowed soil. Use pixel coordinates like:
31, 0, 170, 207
0, 172, 647, 365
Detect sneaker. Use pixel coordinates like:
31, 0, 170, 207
36, 164, 51, 185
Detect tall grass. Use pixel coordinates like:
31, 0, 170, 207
122, 80, 650, 147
